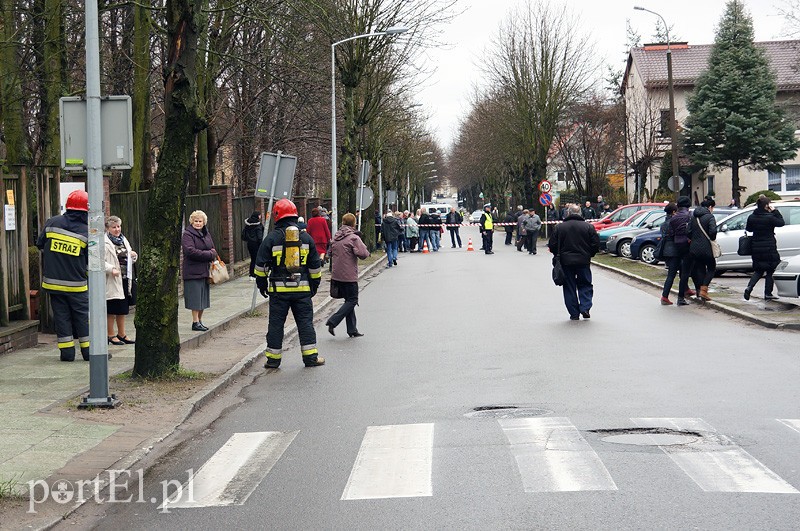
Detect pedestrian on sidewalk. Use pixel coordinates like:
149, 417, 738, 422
36, 190, 91, 362
326, 213, 370, 338
660, 197, 694, 306
688, 199, 717, 301
241, 211, 264, 279
480, 204, 495, 254
523, 208, 542, 254
405, 211, 419, 252
256, 199, 324, 368
182, 210, 218, 332
307, 207, 332, 264
516, 209, 529, 252
744, 195, 785, 301
504, 210, 516, 245
381, 211, 403, 267
104, 216, 138, 346
446, 206, 463, 248
548, 203, 599, 320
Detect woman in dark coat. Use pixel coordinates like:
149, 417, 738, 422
744, 196, 785, 300
688, 199, 718, 301
182, 210, 218, 331
241, 211, 263, 278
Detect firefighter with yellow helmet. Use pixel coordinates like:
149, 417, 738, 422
36, 189, 91, 362
255, 199, 324, 368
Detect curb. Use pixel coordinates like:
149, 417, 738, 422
592, 260, 784, 329
38, 258, 386, 530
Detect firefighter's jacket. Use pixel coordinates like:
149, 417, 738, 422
36, 210, 89, 293
254, 219, 322, 295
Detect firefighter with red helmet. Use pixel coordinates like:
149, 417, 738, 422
255, 199, 324, 368
36, 190, 92, 362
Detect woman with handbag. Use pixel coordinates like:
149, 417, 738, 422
104, 216, 138, 346
182, 210, 218, 331
744, 196, 785, 301
688, 199, 719, 301
325, 213, 370, 337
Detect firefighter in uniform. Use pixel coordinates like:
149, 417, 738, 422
479, 204, 495, 255
255, 199, 324, 368
36, 190, 91, 362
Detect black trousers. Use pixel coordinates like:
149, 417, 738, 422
49, 291, 90, 361
482, 231, 494, 253
326, 281, 359, 334
692, 254, 716, 287
266, 293, 318, 366
247, 241, 260, 277
747, 266, 777, 296
527, 230, 539, 253
505, 231, 513, 245
449, 228, 462, 247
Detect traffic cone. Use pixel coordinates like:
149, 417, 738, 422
422, 240, 430, 254
466, 238, 474, 251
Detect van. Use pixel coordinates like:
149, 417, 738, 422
420, 203, 450, 222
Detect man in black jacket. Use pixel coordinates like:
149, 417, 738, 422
548, 204, 600, 320
446, 207, 463, 248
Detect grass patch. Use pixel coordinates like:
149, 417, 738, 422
243, 309, 263, 318
111, 367, 210, 384
0, 474, 24, 498
593, 253, 665, 283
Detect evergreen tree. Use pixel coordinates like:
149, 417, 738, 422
683, 0, 799, 205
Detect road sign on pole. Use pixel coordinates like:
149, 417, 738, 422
538, 180, 552, 194
539, 193, 553, 206
255, 152, 297, 199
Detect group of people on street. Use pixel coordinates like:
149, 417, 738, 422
376, 207, 466, 267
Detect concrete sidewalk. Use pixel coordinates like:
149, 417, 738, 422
0, 259, 381, 507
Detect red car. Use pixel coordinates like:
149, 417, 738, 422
590, 202, 665, 231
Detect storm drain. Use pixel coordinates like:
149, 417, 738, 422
589, 427, 703, 447
464, 405, 551, 419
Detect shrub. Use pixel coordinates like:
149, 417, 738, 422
743, 189, 781, 207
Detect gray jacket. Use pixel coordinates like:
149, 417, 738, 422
523, 213, 542, 233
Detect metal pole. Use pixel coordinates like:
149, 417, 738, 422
378, 159, 383, 216
331, 44, 338, 236
81, 0, 116, 408
357, 162, 365, 232
250, 152, 282, 312
666, 46, 680, 202
407, 171, 410, 211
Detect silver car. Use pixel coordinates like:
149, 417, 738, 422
715, 201, 800, 273
774, 254, 800, 298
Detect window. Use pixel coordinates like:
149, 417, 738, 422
556, 171, 566, 182
707, 175, 715, 195
776, 206, 800, 225
767, 166, 800, 192
723, 211, 748, 231
659, 110, 670, 138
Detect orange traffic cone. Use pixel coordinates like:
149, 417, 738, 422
422, 240, 430, 254
466, 238, 474, 251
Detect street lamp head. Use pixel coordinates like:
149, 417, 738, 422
384, 26, 409, 35
633, 6, 645, 10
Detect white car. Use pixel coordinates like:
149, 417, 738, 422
714, 200, 800, 273
774, 254, 800, 297
470, 210, 483, 224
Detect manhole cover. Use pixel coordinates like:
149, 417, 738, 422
591, 427, 702, 447
601, 433, 698, 446
464, 406, 551, 419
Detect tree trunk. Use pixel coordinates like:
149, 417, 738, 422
1, 0, 31, 165
133, 0, 205, 379
731, 160, 740, 206
128, 1, 152, 191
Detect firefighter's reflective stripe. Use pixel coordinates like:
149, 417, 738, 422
264, 347, 282, 360
268, 281, 312, 293
484, 214, 494, 230
46, 227, 87, 245
308, 266, 322, 279
300, 247, 309, 265
254, 264, 268, 278
271, 245, 283, 259
301, 344, 318, 356
58, 336, 75, 349
78, 337, 90, 348
42, 277, 88, 292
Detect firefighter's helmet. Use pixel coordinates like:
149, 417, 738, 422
273, 199, 298, 221
65, 190, 89, 212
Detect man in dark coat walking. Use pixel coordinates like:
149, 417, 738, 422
744, 196, 785, 300
548, 204, 599, 320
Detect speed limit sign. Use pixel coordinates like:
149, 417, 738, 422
538, 180, 552, 193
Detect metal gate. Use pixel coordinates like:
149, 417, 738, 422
1, 169, 31, 325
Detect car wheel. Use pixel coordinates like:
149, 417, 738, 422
640, 243, 658, 265
619, 239, 633, 259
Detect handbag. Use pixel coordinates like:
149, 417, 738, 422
127, 277, 137, 306
551, 255, 565, 286
208, 259, 229, 284
696, 218, 722, 258
330, 279, 344, 299
737, 232, 752, 256
653, 237, 665, 261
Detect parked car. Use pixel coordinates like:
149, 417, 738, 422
774, 254, 800, 298
629, 207, 738, 265
714, 201, 800, 274
470, 210, 483, 224
598, 209, 651, 249
589, 202, 665, 231
604, 210, 667, 258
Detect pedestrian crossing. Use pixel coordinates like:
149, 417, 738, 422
161, 418, 800, 510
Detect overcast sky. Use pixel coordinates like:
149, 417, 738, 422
417, 0, 796, 151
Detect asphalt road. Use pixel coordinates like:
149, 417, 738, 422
75, 227, 800, 530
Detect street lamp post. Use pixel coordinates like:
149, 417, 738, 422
634, 6, 680, 201
331, 26, 408, 234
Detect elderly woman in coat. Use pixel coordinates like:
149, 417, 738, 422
325, 213, 370, 337
744, 196, 785, 301
182, 210, 218, 331
104, 216, 138, 346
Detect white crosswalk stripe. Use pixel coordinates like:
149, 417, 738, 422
778, 419, 800, 434
341, 423, 434, 500
161, 431, 298, 509
499, 417, 618, 492
631, 418, 798, 493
